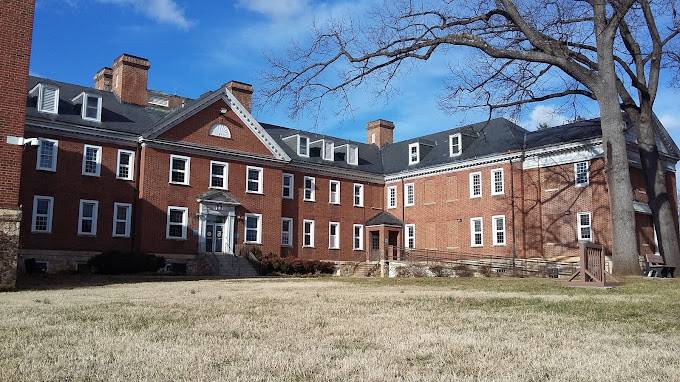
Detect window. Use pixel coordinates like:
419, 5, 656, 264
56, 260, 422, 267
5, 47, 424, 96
116, 150, 135, 180
492, 215, 506, 246
353, 183, 364, 207
281, 217, 293, 247
112, 202, 132, 238
575, 161, 589, 187
282, 173, 294, 199
353, 224, 364, 250
82, 145, 102, 177
209, 124, 231, 139
449, 133, 462, 157
31, 196, 53, 233
329, 180, 340, 204
577, 212, 592, 241
209, 161, 229, 189
78, 199, 99, 236
387, 186, 397, 209
32, 84, 59, 114
298, 136, 309, 157
36, 138, 58, 172
303, 220, 315, 247
470, 217, 483, 247
408, 143, 420, 165
304, 176, 316, 201
166, 206, 188, 240
82, 94, 102, 122
246, 166, 263, 194
469, 172, 482, 198
491, 168, 504, 195
405, 224, 416, 249
329, 222, 340, 249
169, 155, 190, 185
245, 213, 262, 244
323, 141, 334, 161
347, 145, 358, 165
148, 95, 170, 107
404, 183, 415, 207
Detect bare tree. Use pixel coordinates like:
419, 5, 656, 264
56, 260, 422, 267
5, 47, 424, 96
263, 0, 680, 274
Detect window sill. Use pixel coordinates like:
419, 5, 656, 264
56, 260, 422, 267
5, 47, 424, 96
354, 205, 364, 208
116, 177, 134, 182
82, 173, 101, 177
353, 248, 364, 251
575, 184, 589, 188
245, 190, 264, 195
303, 199, 315, 203
470, 245, 484, 248
112, 235, 131, 239
281, 244, 293, 248
329, 202, 340, 205
36, 168, 56, 173
209, 186, 229, 191
245, 241, 262, 245
30, 230, 52, 234
166, 237, 187, 241
303, 246, 315, 249
329, 247, 340, 250
77, 233, 97, 237
169, 182, 190, 187
283, 196, 294, 200
404, 204, 414, 208
387, 206, 397, 209
492, 243, 506, 247
491, 193, 505, 197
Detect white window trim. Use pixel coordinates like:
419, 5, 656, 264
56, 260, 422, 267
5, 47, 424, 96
36, 138, 58, 172
353, 224, 364, 251
449, 133, 462, 157
353, 183, 364, 207
347, 145, 359, 166
281, 217, 293, 247
408, 143, 420, 165
303, 176, 316, 202
282, 173, 294, 199
303, 219, 315, 248
469, 172, 482, 198
577, 212, 593, 242
298, 136, 310, 157
81, 93, 103, 122
81, 144, 102, 177
112, 202, 132, 238
404, 183, 415, 207
328, 221, 340, 249
36, 84, 59, 114
77, 199, 99, 236
322, 141, 335, 161
490, 168, 505, 196
116, 149, 135, 181
166, 206, 188, 240
405, 224, 416, 249
470, 217, 484, 247
574, 161, 590, 187
387, 186, 397, 209
245, 166, 264, 194
492, 215, 506, 246
169, 155, 191, 186
244, 213, 263, 244
329, 180, 341, 205
209, 160, 229, 190
31, 195, 54, 233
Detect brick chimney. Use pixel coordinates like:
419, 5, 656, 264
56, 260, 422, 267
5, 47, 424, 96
226, 81, 253, 113
110, 54, 150, 106
94, 67, 113, 91
366, 119, 394, 148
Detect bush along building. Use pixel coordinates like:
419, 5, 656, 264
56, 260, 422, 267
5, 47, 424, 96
18, 53, 680, 275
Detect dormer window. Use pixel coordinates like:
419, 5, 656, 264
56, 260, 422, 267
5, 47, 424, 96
449, 133, 462, 157
30, 83, 59, 114
323, 141, 334, 161
72, 93, 102, 122
298, 136, 309, 157
408, 143, 420, 165
347, 145, 358, 165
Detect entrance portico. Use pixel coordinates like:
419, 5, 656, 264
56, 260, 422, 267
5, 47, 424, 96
365, 211, 403, 261
197, 190, 240, 255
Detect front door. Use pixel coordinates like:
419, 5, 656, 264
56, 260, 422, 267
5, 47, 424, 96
370, 231, 380, 261
205, 216, 226, 254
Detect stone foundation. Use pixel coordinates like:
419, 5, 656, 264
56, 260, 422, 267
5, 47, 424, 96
0, 209, 21, 290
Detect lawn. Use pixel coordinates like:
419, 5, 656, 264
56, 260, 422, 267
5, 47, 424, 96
1, 276, 679, 381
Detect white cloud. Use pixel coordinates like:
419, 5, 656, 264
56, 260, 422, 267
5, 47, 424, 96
524, 105, 569, 130
236, 0, 309, 19
97, 0, 192, 29
659, 113, 680, 130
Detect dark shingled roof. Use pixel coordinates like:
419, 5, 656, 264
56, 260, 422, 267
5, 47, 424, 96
366, 211, 403, 226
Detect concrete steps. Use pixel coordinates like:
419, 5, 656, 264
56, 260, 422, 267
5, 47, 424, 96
353, 262, 379, 277
216, 255, 259, 277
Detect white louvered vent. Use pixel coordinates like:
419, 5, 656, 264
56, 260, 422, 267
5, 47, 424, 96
39, 86, 59, 114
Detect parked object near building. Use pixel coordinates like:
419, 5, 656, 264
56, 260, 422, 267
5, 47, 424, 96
16, 54, 680, 275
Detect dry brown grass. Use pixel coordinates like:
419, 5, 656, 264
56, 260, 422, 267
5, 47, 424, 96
1, 276, 679, 381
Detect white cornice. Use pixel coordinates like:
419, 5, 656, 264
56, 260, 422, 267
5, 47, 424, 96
25, 119, 139, 147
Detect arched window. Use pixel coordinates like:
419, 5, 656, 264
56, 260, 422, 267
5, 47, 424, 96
209, 123, 231, 139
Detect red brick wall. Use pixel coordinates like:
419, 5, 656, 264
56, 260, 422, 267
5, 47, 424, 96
0, 0, 34, 209
159, 101, 273, 157
19, 133, 138, 252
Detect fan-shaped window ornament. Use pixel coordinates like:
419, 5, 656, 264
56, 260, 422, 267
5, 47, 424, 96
209, 123, 231, 139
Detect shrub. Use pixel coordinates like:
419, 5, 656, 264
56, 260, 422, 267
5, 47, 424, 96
258, 253, 334, 276
88, 251, 165, 275
453, 264, 473, 277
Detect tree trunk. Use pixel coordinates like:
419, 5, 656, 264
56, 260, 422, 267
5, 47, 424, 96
594, 3, 641, 275
636, 109, 680, 268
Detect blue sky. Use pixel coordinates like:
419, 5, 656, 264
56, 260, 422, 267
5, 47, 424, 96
31, 0, 680, 147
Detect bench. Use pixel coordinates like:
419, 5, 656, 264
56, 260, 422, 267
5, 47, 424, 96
645, 254, 666, 277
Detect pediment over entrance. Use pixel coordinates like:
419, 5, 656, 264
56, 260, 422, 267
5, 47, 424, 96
366, 211, 403, 227
196, 190, 241, 206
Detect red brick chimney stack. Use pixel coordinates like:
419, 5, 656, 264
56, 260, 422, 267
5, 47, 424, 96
94, 67, 113, 91
226, 81, 253, 113
366, 119, 395, 148
110, 54, 150, 106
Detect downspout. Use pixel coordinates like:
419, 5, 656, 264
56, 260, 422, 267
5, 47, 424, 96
131, 142, 143, 254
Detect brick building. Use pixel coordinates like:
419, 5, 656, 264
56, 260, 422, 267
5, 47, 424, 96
0, 0, 35, 288
16, 54, 680, 274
